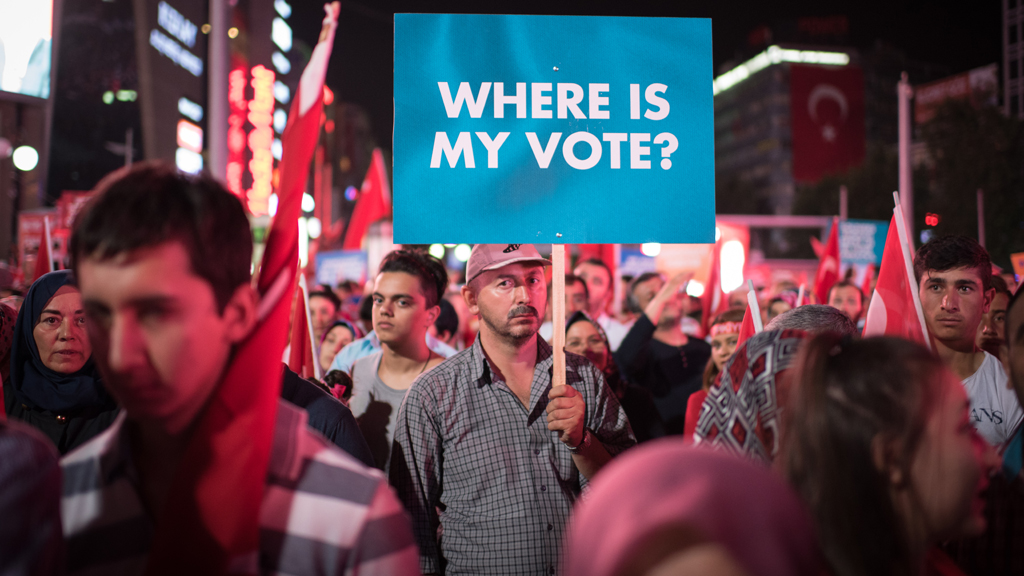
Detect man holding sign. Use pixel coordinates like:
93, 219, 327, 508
390, 244, 634, 575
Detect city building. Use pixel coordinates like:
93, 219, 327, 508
1005, 0, 1023, 117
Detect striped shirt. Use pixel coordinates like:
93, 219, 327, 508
389, 335, 635, 575
60, 399, 421, 576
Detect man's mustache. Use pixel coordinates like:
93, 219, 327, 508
508, 306, 538, 319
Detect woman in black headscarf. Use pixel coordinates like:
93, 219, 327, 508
3, 271, 118, 454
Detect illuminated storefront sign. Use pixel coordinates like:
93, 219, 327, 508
247, 65, 275, 215
227, 66, 248, 198
176, 119, 203, 153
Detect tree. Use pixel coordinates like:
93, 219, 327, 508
918, 100, 1024, 269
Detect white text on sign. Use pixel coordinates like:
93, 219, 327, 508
430, 82, 677, 170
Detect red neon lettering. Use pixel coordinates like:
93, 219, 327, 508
245, 65, 276, 215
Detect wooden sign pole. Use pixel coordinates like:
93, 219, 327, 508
551, 245, 566, 389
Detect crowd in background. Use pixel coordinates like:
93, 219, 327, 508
0, 162, 1022, 576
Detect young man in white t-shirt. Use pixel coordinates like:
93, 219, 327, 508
350, 250, 448, 469
915, 235, 1023, 446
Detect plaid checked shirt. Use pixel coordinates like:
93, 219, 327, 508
60, 400, 420, 576
389, 335, 635, 576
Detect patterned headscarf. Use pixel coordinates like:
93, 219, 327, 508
694, 329, 808, 464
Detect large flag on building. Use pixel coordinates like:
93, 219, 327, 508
790, 64, 866, 183
143, 5, 339, 574
862, 212, 929, 345
342, 148, 392, 249
813, 217, 840, 304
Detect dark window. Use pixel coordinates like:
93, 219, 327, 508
1012, 60, 1020, 79
1012, 94, 1020, 115
1012, 24, 1019, 44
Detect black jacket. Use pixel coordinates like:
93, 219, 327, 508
4, 380, 120, 455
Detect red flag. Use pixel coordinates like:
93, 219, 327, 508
790, 64, 866, 183
32, 217, 53, 283
342, 148, 392, 249
736, 303, 757, 346
288, 276, 319, 380
701, 240, 725, 336
861, 262, 875, 298
862, 213, 929, 345
814, 217, 841, 304
143, 5, 339, 575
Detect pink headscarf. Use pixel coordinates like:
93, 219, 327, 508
565, 442, 822, 576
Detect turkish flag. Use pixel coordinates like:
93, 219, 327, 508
701, 241, 725, 336
736, 303, 757, 346
862, 213, 928, 344
813, 217, 841, 303
143, 5, 339, 575
790, 64, 865, 182
288, 278, 318, 380
32, 218, 53, 283
342, 148, 392, 250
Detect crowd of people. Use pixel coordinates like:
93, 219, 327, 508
0, 161, 1022, 576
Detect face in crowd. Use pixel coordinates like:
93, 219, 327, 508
574, 261, 611, 317
565, 319, 607, 371
309, 294, 339, 340
709, 327, 738, 372
318, 323, 355, 373
78, 242, 256, 435
902, 367, 996, 541
767, 299, 791, 320
465, 263, 547, 343
372, 271, 439, 349
977, 290, 1009, 357
919, 266, 994, 348
828, 284, 864, 322
34, 285, 92, 374
565, 278, 588, 319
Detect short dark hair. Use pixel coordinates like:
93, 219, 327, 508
434, 298, 459, 338
565, 273, 589, 300
913, 235, 992, 292
308, 289, 341, 312
70, 162, 252, 312
577, 257, 612, 280
828, 281, 864, 305
991, 274, 1010, 299
378, 249, 448, 308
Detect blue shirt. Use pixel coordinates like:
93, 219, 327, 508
329, 330, 458, 374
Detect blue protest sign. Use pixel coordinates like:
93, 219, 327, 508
315, 250, 368, 287
839, 219, 889, 265
393, 14, 714, 244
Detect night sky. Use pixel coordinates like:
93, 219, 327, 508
289, 0, 1002, 149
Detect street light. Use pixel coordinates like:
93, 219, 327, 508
12, 146, 39, 171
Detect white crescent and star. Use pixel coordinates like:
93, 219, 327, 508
807, 84, 849, 143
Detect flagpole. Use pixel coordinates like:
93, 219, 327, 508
551, 245, 566, 390
299, 273, 322, 380
43, 217, 53, 273
898, 72, 915, 246
747, 279, 763, 333
796, 284, 805, 307
892, 192, 930, 351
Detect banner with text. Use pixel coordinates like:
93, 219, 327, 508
393, 14, 715, 244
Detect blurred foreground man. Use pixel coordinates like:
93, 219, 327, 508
390, 244, 634, 575
915, 236, 1023, 446
61, 164, 418, 575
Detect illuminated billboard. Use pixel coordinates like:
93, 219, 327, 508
0, 0, 52, 99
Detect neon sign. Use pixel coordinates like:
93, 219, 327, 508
227, 67, 248, 199
247, 65, 275, 215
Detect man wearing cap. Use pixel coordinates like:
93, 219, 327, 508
390, 243, 635, 576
